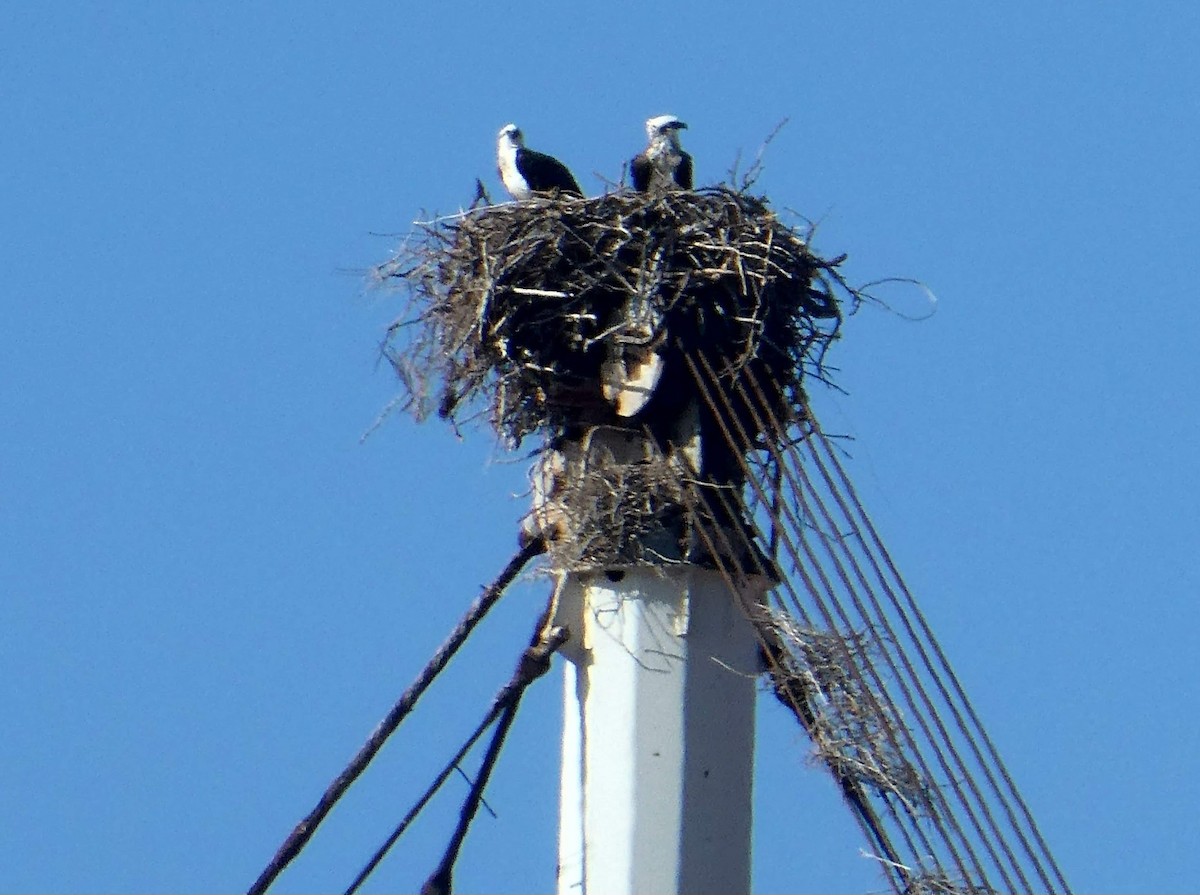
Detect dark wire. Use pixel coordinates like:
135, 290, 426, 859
347, 624, 569, 895
247, 537, 545, 895
684, 352, 959, 888
671, 457, 910, 893
686, 349, 1071, 893
811, 427, 1073, 892
734, 362, 1010, 888
418, 703, 519, 895
343, 697, 503, 894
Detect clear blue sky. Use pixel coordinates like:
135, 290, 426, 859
4, 2, 1199, 892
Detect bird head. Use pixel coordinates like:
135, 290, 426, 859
645, 115, 687, 147
498, 123, 525, 149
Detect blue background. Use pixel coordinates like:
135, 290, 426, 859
4, 2, 1198, 891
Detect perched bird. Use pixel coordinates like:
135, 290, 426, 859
631, 115, 693, 192
496, 123, 583, 200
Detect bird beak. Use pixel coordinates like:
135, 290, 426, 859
673, 122, 689, 130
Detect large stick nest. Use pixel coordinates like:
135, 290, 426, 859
378, 187, 853, 450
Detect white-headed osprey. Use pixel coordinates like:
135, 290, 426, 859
631, 115, 693, 192
496, 123, 583, 200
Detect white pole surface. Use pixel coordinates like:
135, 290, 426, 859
555, 566, 761, 895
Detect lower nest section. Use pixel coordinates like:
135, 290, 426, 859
521, 425, 776, 576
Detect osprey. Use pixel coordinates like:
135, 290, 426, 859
631, 115, 693, 192
496, 123, 583, 200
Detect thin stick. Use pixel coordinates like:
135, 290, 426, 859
509, 286, 572, 298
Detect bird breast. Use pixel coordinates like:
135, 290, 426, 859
497, 143, 530, 199
647, 140, 682, 171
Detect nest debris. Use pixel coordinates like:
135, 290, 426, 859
902, 872, 996, 895
379, 187, 851, 451
764, 610, 935, 815
521, 424, 771, 571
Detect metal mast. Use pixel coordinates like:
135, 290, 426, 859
554, 564, 762, 894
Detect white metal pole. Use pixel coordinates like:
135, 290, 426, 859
555, 565, 762, 895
